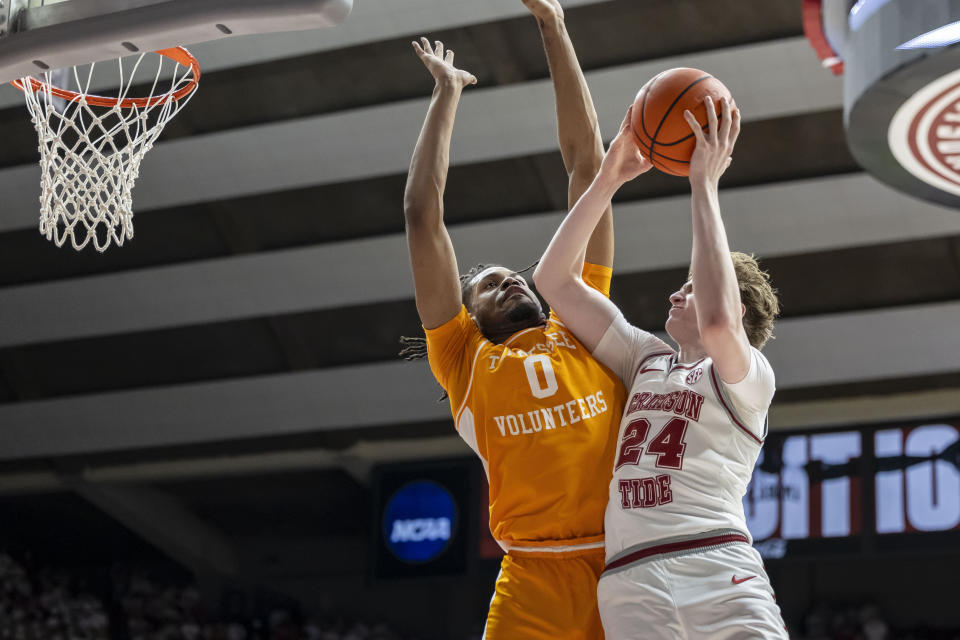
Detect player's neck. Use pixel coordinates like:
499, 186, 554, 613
483, 316, 548, 344
676, 341, 707, 365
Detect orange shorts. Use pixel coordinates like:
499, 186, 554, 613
483, 548, 606, 640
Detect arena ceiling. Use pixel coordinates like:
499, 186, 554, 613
0, 0, 959, 541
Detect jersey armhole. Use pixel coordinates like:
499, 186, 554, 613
707, 364, 765, 445
453, 341, 488, 428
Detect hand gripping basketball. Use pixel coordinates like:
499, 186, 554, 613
600, 106, 654, 185
683, 95, 740, 186
629, 68, 733, 176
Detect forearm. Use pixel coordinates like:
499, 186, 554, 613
403, 81, 464, 224
689, 180, 741, 329
536, 12, 612, 266
534, 170, 622, 352
537, 14, 603, 171
535, 172, 620, 292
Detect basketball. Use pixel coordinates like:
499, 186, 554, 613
631, 68, 733, 176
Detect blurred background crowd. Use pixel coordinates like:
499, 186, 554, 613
4, 548, 960, 640
0, 551, 414, 640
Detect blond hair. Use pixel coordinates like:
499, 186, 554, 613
730, 252, 779, 349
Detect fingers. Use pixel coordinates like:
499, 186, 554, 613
685, 96, 739, 148
730, 100, 742, 148
704, 95, 718, 140
718, 96, 732, 143
411, 40, 425, 58
683, 109, 706, 145
414, 38, 455, 63
466, 72, 478, 85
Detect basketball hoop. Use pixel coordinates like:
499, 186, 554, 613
11, 47, 201, 252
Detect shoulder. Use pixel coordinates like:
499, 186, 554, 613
739, 347, 775, 386
423, 306, 488, 381
595, 314, 674, 384
707, 347, 775, 416
425, 305, 480, 344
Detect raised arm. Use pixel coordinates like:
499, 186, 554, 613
683, 96, 750, 382
533, 109, 652, 351
403, 39, 478, 329
524, 0, 612, 267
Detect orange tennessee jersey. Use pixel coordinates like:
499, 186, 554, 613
425, 263, 626, 549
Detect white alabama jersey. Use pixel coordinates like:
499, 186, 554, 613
593, 314, 774, 560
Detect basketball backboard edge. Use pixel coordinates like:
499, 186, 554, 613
0, 0, 353, 84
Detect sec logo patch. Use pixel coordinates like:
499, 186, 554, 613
686, 368, 703, 385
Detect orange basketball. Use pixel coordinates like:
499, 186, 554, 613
631, 68, 733, 176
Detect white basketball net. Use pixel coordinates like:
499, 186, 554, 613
17, 52, 198, 252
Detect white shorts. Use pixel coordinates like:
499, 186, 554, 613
598, 536, 787, 640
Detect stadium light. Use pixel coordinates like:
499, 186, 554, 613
897, 19, 960, 50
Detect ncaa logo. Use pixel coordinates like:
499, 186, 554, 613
383, 480, 457, 564
686, 368, 703, 385
889, 67, 960, 198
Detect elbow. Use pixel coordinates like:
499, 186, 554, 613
531, 265, 552, 296
532, 262, 545, 285
533, 267, 576, 305
403, 181, 443, 227
532, 264, 559, 295
402, 198, 439, 229
571, 153, 603, 178
402, 193, 423, 219
561, 119, 602, 162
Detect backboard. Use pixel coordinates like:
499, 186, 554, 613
0, 0, 353, 84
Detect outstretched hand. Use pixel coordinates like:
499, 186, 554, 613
599, 106, 654, 185
412, 37, 478, 90
683, 96, 740, 187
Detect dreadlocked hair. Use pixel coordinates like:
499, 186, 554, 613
398, 335, 429, 361
398, 260, 539, 401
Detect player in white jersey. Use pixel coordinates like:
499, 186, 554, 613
533, 96, 787, 639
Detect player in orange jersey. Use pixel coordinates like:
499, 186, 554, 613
401, 1, 624, 638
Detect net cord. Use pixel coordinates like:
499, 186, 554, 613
19, 52, 198, 251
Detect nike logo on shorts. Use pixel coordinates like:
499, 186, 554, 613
731, 575, 756, 585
